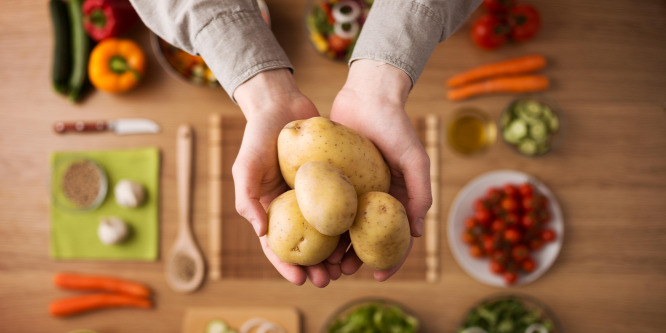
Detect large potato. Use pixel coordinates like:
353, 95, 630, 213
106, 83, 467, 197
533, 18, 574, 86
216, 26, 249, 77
266, 190, 340, 266
350, 192, 411, 270
278, 117, 390, 195
295, 161, 357, 236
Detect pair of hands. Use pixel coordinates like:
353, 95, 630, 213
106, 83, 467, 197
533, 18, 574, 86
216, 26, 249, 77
232, 60, 432, 287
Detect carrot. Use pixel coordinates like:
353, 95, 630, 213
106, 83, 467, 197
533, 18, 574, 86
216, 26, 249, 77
446, 55, 547, 88
54, 272, 151, 298
49, 293, 152, 317
447, 75, 550, 101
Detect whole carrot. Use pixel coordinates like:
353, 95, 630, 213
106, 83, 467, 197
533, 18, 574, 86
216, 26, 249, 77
447, 75, 549, 101
54, 272, 151, 298
446, 55, 547, 88
49, 293, 152, 317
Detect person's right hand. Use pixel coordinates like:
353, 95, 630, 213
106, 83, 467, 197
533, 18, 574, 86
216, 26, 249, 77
232, 69, 343, 287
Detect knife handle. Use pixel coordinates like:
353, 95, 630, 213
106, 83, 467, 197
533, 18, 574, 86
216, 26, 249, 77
54, 121, 108, 134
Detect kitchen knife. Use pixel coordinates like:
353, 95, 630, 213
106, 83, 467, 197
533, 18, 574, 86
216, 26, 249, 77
54, 119, 161, 135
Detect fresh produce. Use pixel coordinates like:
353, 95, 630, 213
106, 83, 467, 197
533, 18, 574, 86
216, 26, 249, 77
327, 301, 419, 333
447, 75, 549, 101
156, 37, 218, 86
471, 13, 509, 50
88, 38, 145, 93
49, 293, 152, 317
266, 190, 340, 266
482, 0, 516, 13
294, 161, 357, 236
350, 192, 411, 270
462, 182, 556, 285
82, 0, 139, 41
206, 319, 237, 333
470, 1, 541, 49
501, 97, 560, 156
306, 0, 372, 61
54, 272, 151, 298
446, 55, 547, 88
509, 4, 541, 42
67, 0, 92, 102
97, 217, 129, 245
50, 0, 72, 95
114, 179, 146, 208
277, 117, 390, 195
458, 297, 554, 333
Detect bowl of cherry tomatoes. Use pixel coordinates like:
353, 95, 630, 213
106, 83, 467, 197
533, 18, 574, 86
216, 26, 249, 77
448, 170, 563, 287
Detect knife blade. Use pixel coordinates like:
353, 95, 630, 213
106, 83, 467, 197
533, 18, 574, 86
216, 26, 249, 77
54, 119, 161, 135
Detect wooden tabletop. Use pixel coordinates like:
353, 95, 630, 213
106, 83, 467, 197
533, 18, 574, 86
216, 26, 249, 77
1, 0, 665, 332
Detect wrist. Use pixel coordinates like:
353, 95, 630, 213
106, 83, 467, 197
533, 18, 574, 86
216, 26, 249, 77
345, 59, 412, 105
234, 69, 305, 120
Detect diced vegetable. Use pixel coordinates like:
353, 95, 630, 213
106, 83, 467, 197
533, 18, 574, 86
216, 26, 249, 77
327, 302, 419, 333
458, 297, 554, 333
206, 319, 238, 333
501, 98, 561, 156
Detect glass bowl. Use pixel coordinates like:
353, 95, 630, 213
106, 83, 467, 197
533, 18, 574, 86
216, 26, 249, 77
304, 0, 373, 62
447, 107, 497, 156
500, 94, 564, 157
321, 298, 421, 333
457, 293, 562, 333
52, 158, 108, 212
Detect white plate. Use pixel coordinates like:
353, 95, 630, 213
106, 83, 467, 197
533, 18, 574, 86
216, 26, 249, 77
447, 170, 564, 287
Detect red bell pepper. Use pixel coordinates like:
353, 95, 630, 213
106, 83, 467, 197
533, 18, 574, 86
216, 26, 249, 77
82, 0, 139, 41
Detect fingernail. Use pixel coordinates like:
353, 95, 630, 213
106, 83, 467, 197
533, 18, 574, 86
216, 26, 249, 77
415, 218, 424, 237
251, 219, 261, 237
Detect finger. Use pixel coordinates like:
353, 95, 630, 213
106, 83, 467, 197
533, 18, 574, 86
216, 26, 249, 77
401, 148, 432, 237
327, 232, 351, 264
305, 263, 331, 288
232, 155, 268, 237
259, 236, 306, 286
373, 238, 413, 282
340, 246, 363, 275
325, 262, 342, 281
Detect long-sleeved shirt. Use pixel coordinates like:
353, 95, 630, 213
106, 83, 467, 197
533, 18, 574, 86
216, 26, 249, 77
129, 0, 481, 100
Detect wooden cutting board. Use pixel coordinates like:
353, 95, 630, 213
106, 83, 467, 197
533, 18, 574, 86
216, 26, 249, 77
183, 306, 300, 333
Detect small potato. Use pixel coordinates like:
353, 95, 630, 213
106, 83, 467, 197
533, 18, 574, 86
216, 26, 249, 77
350, 192, 411, 271
295, 161, 357, 236
278, 117, 390, 195
267, 190, 340, 266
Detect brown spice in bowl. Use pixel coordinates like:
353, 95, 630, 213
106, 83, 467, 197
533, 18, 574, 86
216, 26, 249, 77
62, 160, 102, 207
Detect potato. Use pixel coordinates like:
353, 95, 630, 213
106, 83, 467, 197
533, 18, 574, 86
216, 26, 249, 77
295, 161, 357, 236
266, 190, 340, 266
278, 117, 390, 195
350, 192, 411, 270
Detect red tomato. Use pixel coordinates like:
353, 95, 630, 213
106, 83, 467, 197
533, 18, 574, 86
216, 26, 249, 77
492, 249, 509, 264
483, 0, 515, 13
521, 214, 536, 229
504, 228, 521, 243
482, 235, 496, 253
475, 209, 492, 225
519, 183, 534, 197
501, 197, 519, 213
522, 196, 535, 212
328, 34, 352, 53
538, 209, 551, 223
521, 257, 536, 273
469, 244, 484, 258
486, 187, 503, 203
511, 244, 529, 261
462, 232, 475, 244
474, 198, 489, 211
490, 260, 505, 274
503, 271, 518, 285
509, 4, 541, 42
464, 217, 477, 230
491, 219, 505, 233
471, 14, 508, 50
504, 212, 520, 226
503, 183, 519, 198
529, 238, 544, 251
542, 229, 556, 242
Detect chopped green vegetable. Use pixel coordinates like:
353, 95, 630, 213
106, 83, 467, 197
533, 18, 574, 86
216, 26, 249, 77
328, 302, 419, 333
206, 319, 237, 333
501, 98, 560, 156
458, 297, 554, 333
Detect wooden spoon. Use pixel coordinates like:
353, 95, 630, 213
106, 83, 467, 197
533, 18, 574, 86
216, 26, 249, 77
166, 124, 205, 293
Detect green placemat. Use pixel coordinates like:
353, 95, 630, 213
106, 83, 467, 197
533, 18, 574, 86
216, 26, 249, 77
50, 147, 160, 260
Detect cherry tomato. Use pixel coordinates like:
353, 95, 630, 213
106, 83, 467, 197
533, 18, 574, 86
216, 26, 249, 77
504, 212, 520, 226
472, 14, 509, 50
486, 187, 503, 203
521, 257, 536, 273
509, 4, 541, 42
542, 229, 557, 242
503, 183, 519, 198
529, 238, 544, 251
492, 249, 509, 264
464, 217, 477, 230
469, 244, 484, 258
474, 198, 488, 211
482, 235, 496, 253
483, 0, 516, 13
475, 209, 492, 225
501, 197, 519, 213
519, 183, 534, 197
327, 34, 352, 53
521, 214, 536, 229
522, 196, 535, 212
511, 244, 529, 261
503, 271, 518, 285
538, 209, 551, 223
462, 232, 475, 244
491, 219, 504, 233
490, 260, 505, 274
504, 228, 521, 243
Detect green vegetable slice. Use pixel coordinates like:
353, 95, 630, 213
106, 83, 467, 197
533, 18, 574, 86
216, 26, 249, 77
529, 122, 548, 144
518, 139, 538, 155
206, 319, 236, 333
503, 119, 527, 144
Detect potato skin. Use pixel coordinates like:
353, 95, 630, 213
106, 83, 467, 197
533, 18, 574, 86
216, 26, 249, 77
277, 117, 390, 195
350, 192, 411, 271
266, 190, 340, 266
295, 161, 357, 236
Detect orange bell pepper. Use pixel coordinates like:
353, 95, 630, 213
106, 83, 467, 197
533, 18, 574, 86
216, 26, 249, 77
88, 38, 145, 93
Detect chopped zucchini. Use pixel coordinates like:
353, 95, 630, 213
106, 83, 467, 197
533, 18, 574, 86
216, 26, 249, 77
501, 98, 560, 156
518, 139, 538, 155
529, 122, 548, 143
503, 119, 527, 144
206, 319, 237, 333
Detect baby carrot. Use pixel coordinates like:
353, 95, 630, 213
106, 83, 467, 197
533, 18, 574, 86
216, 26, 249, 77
54, 272, 151, 298
446, 55, 547, 88
447, 75, 550, 101
49, 293, 152, 317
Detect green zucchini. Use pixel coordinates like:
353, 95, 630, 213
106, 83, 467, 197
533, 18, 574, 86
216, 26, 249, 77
205, 319, 237, 333
501, 98, 560, 156
49, 0, 71, 95
66, 0, 90, 102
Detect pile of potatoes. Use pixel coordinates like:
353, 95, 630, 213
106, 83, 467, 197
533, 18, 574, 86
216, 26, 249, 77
267, 117, 411, 271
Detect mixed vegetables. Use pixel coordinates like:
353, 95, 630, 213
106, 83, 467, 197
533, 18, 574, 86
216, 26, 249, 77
327, 301, 419, 333
459, 297, 554, 333
501, 98, 560, 156
306, 0, 373, 61
157, 38, 218, 87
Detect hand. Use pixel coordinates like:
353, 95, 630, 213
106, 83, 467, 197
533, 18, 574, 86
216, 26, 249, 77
232, 69, 342, 287
330, 59, 432, 281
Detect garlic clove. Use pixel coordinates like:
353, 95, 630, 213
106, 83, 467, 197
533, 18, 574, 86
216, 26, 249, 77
98, 217, 130, 245
114, 179, 146, 208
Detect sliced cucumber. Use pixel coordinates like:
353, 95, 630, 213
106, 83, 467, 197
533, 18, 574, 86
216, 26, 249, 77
529, 122, 548, 144
503, 119, 527, 144
518, 139, 538, 156
206, 319, 237, 333
501, 98, 560, 156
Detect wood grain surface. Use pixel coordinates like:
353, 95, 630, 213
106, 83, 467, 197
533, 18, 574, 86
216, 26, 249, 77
1, 0, 665, 332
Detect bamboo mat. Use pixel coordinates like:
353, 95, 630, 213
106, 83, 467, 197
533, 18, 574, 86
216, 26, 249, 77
215, 116, 435, 281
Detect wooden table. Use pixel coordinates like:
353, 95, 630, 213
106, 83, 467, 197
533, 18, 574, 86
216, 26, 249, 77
1, 0, 665, 332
